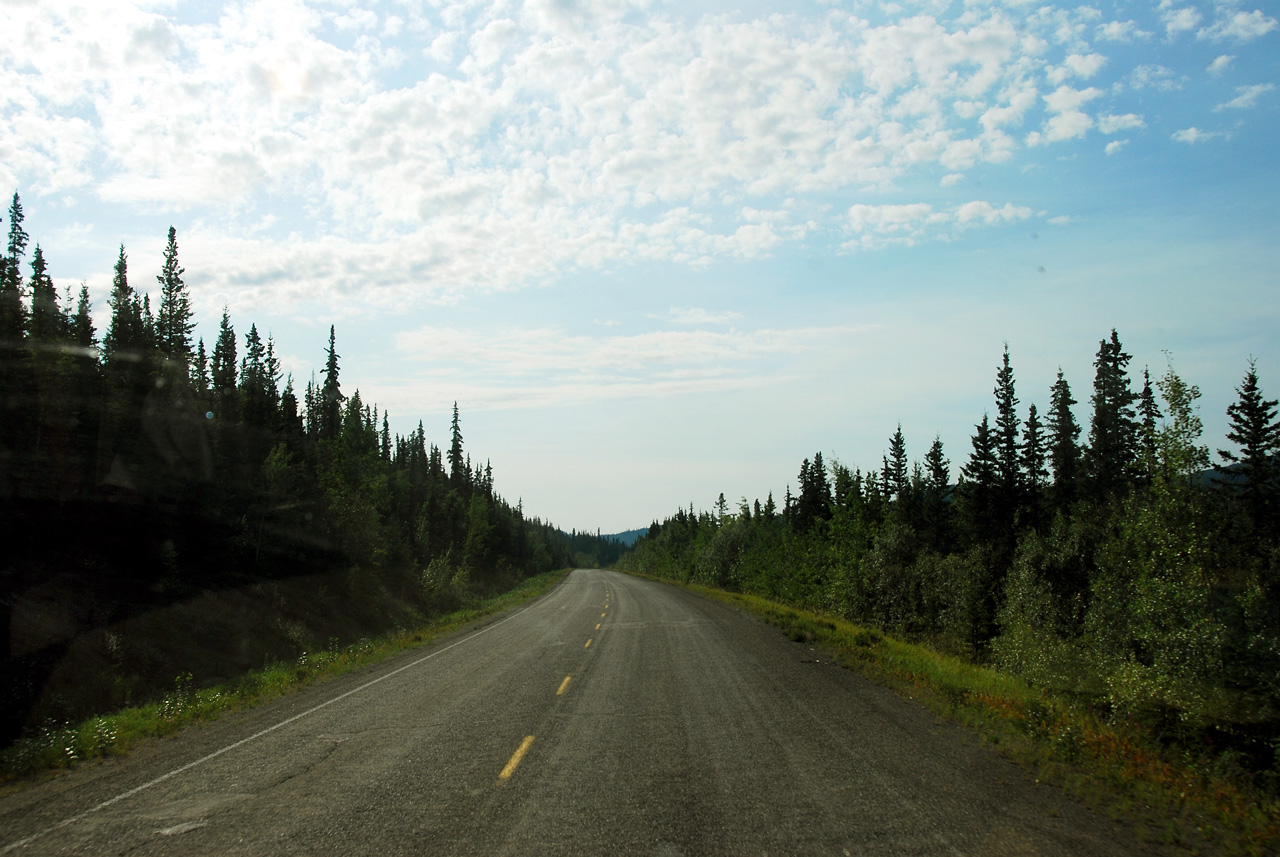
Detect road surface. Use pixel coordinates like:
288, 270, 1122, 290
0, 569, 1166, 855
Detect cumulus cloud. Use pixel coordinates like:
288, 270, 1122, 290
1129, 64, 1182, 91
1171, 127, 1225, 144
843, 199, 1032, 249
1214, 83, 1275, 111
1207, 54, 1235, 75
1096, 20, 1150, 42
1162, 6, 1203, 38
1, 0, 1271, 309
1097, 113, 1146, 134
1105, 139, 1129, 155
1199, 10, 1278, 42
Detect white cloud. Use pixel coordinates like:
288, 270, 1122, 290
387, 322, 863, 409
1129, 64, 1182, 91
666, 307, 744, 325
1199, 10, 1278, 43
843, 199, 1032, 248
1105, 139, 1129, 155
1097, 113, 1146, 134
1162, 6, 1203, 38
1208, 55, 1239, 75
1096, 20, 1150, 42
1171, 127, 1224, 144
3, 0, 1268, 309
1214, 83, 1275, 111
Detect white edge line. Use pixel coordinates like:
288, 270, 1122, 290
1, 574, 573, 854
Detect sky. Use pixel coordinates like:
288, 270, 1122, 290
2, 0, 1277, 535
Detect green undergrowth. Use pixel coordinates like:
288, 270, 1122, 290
0, 569, 568, 787
631, 571, 1280, 857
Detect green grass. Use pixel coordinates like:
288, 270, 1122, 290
628, 571, 1280, 857
0, 568, 568, 787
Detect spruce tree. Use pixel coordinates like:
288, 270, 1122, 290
27, 245, 63, 343
1, 193, 30, 340
210, 307, 239, 423
102, 246, 144, 364
961, 413, 998, 543
155, 226, 194, 365
993, 344, 1021, 502
1020, 402, 1048, 528
69, 284, 96, 349
1086, 329, 1138, 500
320, 325, 343, 440
885, 425, 908, 502
1135, 367, 1162, 482
448, 401, 465, 487
193, 337, 210, 397
1219, 360, 1280, 531
1047, 369, 1081, 510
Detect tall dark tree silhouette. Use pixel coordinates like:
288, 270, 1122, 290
1085, 329, 1138, 500
319, 326, 343, 441
1046, 369, 1081, 511
0, 192, 28, 341
448, 401, 466, 488
210, 307, 239, 425
155, 226, 194, 368
993, 345, 1021, 524
27, 245, 63, 344
1219, 360, 1280, 534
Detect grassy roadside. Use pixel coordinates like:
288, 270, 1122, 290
625, 571, 1279, 857
0, 568, 569, 787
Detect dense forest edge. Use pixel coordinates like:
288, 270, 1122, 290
0, 193, 626, 752
617, 329, 1280, 811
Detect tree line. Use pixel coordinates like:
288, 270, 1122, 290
0, 193, 623, 744
619, 329, 1280, 783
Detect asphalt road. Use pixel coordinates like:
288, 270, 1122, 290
1, 569, 1167, 856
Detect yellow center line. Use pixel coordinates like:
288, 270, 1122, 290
595, 623, 601, 630
601, 612, 606, 618
556, 675, 572, 696
498, 735, 535, 782
584, 638, 593, 648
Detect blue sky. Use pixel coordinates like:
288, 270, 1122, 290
3, 0, 1277, 533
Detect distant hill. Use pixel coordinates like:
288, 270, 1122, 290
604, 528, 648, 547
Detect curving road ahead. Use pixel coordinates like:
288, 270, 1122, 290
1, 569, 1165, 856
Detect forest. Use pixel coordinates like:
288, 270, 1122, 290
0, 193, 626, 747
618, 329, 1280, 787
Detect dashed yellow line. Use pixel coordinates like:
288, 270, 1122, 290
498, 736, 535, 782
595, 623, 601, 630
601, 612, 606, 618
584, 638, 593, 649
556, 675, 572, 695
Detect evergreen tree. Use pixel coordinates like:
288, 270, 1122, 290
155, 226, 194, 365
320, 325, 343, 440
193, 337, 210, 397
27, 245, 63, 343
1219, 360, 1280, 532
1047, 369, 1081, 510
210, 307, 239, 424
1135, 367, 1162, 482
960, 413, 998, 543
240, 323, 271, 430
884, 425, 908, 502
0, 192, 29, 341
68, 284, 95, 349
448, 401, 465, 487
993, 344, 1021, 505
1020, 402, 1047, 527
1086, 329, 1139, 499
